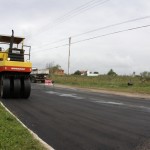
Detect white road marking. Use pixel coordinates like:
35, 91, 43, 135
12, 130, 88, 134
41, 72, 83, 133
46, 91, 150, 112
46, 91, 59, 95
92, 99, 150, 111
45, 91, 84, 99
94, 101, 123, 105
60, 94, 84, 99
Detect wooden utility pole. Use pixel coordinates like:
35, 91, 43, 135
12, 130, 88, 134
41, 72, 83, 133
68, 37, 71, 75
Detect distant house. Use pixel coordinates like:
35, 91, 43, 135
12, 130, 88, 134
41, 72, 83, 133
86, 70, 99, 76
80, 70, 99, 76
80, 70, 87, 76
53, 69, 64, 75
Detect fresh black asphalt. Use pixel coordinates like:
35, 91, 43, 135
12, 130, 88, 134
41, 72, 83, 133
1, 83, 150, 150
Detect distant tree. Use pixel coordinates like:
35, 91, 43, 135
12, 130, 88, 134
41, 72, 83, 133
140, 71, 150, 77
46, 62, 61, 74
140, 71, 150, 81
46, 62, 54, 69
140, 71, 150, 82
107, 69, 117, 76
74, 70, 81, 75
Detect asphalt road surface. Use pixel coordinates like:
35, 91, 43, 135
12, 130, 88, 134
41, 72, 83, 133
1, 83, 150, 150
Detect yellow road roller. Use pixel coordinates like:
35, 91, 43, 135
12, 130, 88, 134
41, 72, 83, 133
0, 30, 32, 98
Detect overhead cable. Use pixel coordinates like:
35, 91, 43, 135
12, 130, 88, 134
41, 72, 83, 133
27, 0, 110, 38
72, 24, 150, 44
32, 24, 150, 54
33, 15, 150, 48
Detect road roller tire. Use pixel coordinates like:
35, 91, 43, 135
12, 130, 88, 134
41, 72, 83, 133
13, 79, 21, 98
22, 78, 31, 99
0, 77, 10, 98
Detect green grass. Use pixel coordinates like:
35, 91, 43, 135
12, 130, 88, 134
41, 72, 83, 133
51, 75, 150, 94
0, 104, 47, 150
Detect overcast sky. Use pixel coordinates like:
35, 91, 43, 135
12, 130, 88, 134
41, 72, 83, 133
0, 0, 150, 75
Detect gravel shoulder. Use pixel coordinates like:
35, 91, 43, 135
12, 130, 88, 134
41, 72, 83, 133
54, 84, 150, 100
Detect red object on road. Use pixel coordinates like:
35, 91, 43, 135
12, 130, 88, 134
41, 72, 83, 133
45, 79, 53, 86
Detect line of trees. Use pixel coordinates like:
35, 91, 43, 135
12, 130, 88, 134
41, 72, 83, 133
45, 62, 150, 79
73, 69, 118, 76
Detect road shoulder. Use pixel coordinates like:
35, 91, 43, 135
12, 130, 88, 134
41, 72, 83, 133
54, 84, 150, 100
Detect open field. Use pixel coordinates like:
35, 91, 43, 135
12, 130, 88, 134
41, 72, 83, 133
51, 75, 150, 94
0, 103, 46, 150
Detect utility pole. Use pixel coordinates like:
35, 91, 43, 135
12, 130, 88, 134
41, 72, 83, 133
68, 37, 71, 75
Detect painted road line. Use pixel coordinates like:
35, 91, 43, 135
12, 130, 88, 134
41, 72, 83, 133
45, 91, 84, 99
46, 90, 150, 112
91, 99, 150, 112
93, 100, 124, 105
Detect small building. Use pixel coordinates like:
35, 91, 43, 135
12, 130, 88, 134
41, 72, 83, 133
80, 70, 87, 76
86, 70, 99, 76
80, 70, 99, 76
53, 69, 64, 75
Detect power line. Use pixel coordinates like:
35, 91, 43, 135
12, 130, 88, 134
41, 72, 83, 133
26, 0, 110, 39
32, 15, 150, 48
32, 24, 150, 54
72, 24, 150, 44
53, 0, 110, 25
55, 0, 104, 22
34, 38, 68, 48
72, 15, 150, 37
32, 43, 69, 54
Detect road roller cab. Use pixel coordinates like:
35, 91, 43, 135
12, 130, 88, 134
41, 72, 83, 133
0, 30, 32, 98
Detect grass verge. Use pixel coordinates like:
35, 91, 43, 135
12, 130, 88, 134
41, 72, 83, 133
51, 75, 150, 94
0, 103, 47, 150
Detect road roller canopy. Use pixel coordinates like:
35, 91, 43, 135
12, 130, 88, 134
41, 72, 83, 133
0, 35, 25, 44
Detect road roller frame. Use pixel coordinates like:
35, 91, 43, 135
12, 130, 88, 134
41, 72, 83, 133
0, 30, 32, 98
